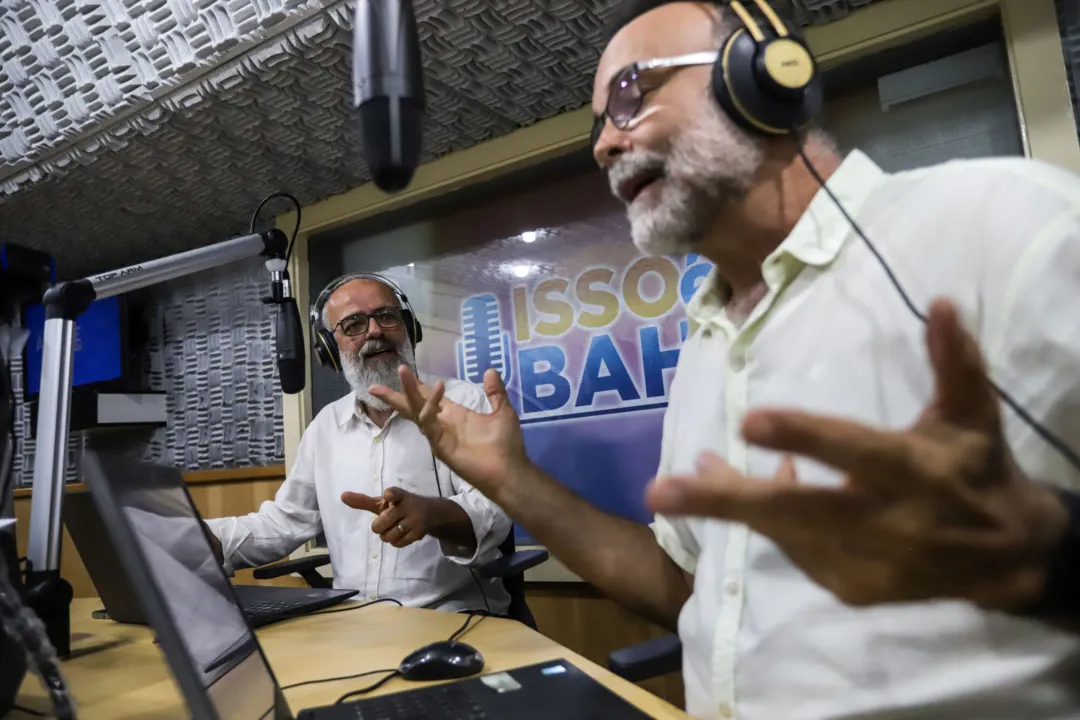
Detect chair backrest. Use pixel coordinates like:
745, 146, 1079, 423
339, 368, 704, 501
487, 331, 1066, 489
497, 526, 538, 630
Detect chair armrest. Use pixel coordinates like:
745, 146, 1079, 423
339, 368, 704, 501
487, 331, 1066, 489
253, 554, 332, 588
608, 634, 682, 682
475, 549, 549, 579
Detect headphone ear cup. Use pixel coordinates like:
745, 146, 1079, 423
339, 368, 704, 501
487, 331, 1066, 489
713, 28, 821, 136
314, 328, 342, 373
401, 309, 422, 346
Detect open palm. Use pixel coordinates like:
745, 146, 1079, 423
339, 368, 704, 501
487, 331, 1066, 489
370, 367, 527, 499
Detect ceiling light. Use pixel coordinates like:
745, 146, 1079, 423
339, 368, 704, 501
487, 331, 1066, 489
512, 264, 532, 278
408, 262, 415, 267
521, 231, 537, 243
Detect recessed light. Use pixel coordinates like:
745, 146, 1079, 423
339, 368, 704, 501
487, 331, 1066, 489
408, 262, 415, 267
512, 264, 531, 278
521, 231, 537, 243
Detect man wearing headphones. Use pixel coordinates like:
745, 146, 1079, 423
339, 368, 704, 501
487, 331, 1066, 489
204, 274, 511, 614
370, 1, 1080, 718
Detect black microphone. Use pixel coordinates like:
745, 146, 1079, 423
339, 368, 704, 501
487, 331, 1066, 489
353, 0, 425, 193
275, 296, 306, 395
264, 259, 306, 395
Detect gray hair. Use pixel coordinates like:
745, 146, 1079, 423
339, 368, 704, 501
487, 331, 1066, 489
319, 278, 402, 332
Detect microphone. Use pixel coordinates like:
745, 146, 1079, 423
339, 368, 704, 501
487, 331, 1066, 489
353, 0, 425, 193
265, 259, 306, 394
456, 294, 513, 385
275, 297, 306, 395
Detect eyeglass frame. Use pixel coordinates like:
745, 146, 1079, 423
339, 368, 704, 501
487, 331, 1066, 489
330, 306, 405, 338
591, 51, 720, 147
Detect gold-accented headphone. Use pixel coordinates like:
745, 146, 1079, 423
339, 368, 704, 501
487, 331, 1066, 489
309, 272, 422, 373
713, 0, 822, 136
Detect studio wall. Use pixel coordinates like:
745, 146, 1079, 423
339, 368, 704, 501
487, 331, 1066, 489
10, 258, 285, 488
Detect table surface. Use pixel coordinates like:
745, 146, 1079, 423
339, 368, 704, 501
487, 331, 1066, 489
14, 598, 688, 719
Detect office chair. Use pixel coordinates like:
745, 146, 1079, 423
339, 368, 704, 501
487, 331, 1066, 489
253, 526, 548, 629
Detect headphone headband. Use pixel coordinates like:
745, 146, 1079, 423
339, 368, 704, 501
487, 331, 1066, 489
310, 272, 413, 330
310, 271, 423, 373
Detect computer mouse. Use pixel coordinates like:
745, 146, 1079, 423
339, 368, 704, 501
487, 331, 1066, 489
397, 640, 484, 681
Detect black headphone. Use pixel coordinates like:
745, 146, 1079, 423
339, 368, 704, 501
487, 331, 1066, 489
712, 0, 823, 136
309, 272, 423, 373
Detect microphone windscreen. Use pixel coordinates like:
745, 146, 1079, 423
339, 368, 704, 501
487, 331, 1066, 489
353, 0, 425, 193
275, 298, 306, 395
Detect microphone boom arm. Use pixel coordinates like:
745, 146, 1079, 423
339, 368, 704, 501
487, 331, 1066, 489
25, 229, 289, 658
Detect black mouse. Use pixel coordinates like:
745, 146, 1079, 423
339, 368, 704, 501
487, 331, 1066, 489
397, 640, 484, 681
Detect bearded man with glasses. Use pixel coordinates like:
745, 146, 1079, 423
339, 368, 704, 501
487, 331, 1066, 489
204, 275, 512, 614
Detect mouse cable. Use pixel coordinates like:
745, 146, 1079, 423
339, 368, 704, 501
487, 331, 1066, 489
310, 597, 403, 616
432, 452, 493, 615
792, 134, 1080, 473
333, 671, 402, 705
449, 611, 487, 642
280, 666, 397, 693
11, 705, 49, 717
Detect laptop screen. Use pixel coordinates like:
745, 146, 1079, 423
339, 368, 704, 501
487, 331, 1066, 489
93, 459, 278, 719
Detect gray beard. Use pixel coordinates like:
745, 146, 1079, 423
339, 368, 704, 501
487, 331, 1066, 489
609, 101, 765, 257
341, 339, 417, 413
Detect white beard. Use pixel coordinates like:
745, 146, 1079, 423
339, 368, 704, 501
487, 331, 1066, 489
341, 338, 417, 413
609, 100, 765, 257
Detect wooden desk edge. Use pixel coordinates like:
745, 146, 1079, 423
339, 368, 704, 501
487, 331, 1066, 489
12, 465, 287, 499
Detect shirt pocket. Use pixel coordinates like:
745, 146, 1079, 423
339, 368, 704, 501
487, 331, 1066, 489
385, 470, 448, 581
393, 469, 447, 499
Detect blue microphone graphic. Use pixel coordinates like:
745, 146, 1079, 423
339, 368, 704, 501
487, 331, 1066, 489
457, 294, 513, 385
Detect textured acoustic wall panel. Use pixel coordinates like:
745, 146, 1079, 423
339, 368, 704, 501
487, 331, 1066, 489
1, 0, 879, 279
9, 258, 285, 486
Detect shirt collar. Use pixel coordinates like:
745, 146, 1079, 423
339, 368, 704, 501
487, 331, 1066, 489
332, 392, 362, 427
687, 149, 886, 324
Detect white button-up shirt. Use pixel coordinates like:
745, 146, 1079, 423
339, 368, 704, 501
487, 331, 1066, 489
207, 377, 511, 614
654, 151, 1080, 719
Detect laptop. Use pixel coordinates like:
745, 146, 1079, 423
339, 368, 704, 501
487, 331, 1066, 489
66, 478, 357, 629
81, 451, 654, 720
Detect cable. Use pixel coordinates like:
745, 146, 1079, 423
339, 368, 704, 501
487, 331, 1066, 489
248, 193, 302, 266
318, 613, 487, 705
280, 666, 397, 692
12, 705, 48, 717
431, 453, 493, 615
310, 597, 403, 616
448, 612, 487, 642
0, 552, 75, 720
792, 135, 1080, 472
333, 671, 401, 704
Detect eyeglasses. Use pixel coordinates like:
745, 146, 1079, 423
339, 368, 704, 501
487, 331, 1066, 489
591, 51, 719, 148
332, 307, 403, 337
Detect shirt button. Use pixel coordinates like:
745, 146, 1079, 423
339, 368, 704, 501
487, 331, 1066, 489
368, 594, 375, 600
718, 703, 732, 718
371, 551, 378, 559
725, 580, 740, 597
375, 435, 382, 444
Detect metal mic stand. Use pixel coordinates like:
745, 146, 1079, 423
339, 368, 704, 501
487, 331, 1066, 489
24, 229, 289, 657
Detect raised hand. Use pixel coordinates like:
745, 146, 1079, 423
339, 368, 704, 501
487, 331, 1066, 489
647, 299, 1068, 610
369, 367, 528, 500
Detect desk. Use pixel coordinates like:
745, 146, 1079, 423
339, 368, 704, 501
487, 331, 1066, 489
15, 598, 688, 718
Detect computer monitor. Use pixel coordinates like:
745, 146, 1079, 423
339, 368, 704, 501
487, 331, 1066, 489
23, 294, 125, 396
82, 452, 289, 720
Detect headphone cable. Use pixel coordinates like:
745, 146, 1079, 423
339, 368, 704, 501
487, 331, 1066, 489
431, 454, 493, 615
792, 134, 1080, 472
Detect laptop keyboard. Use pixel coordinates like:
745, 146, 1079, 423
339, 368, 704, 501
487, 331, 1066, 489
343, 684, 488, 720
241, 598, 310, 617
